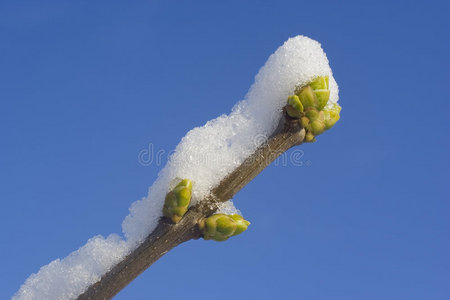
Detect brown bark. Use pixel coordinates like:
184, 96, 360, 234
77, 112, 305, 300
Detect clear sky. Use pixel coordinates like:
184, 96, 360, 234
1, 0, 449, 299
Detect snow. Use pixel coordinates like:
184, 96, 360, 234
13, 235, 130, 300
13, 35, 339, 300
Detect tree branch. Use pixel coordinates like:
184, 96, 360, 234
77, 111, 305, 300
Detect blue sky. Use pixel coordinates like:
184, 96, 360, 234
1, 0, 449, 299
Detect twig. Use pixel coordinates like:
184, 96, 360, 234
77, 111, 305, 300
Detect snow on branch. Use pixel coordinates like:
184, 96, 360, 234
14, 35, 340, 300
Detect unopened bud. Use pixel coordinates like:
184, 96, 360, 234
163, 179, 193, 223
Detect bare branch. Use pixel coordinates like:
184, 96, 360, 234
77, 112, 305, 300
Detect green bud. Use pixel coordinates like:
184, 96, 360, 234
286, 95, 304, 118
304, 131, 316, 143
310, 119, 326, 135
231, 214, 250, 235
305, 107, 320, 121
314, 89, 330, 111
309, 76, 329, 90
216, 217, 237, 236
198, 214, 250, 242
163, 179, 193, 223
176, 187, 191, 206
297, 86, 317, 108
300, 116, 310, 128
286, 76, 339, 142
323, 103, 342, 130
